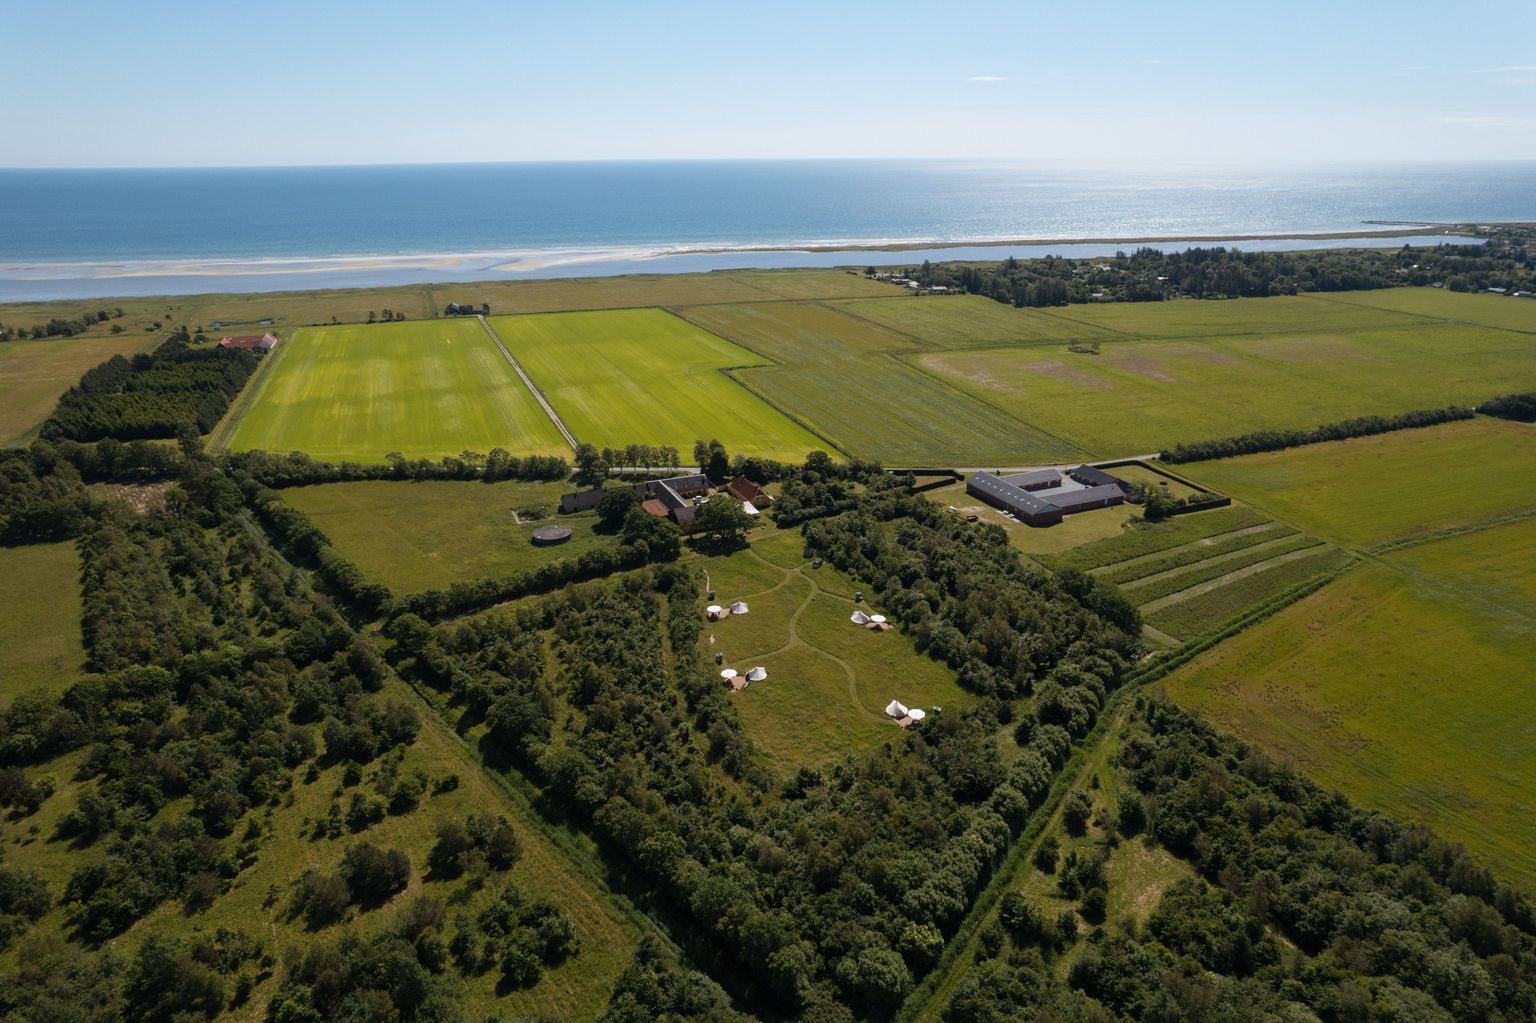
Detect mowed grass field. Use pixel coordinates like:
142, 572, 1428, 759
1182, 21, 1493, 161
490, 308, 827, 461
698, 531, 976, 768
1161, 516, 1536, 890
0, 332, 154, 443
221, 319, 569, 463
682, 301, 1085, 465
0, 542, 85, 697
1186, 417, 1536, 549
1040, 293, 1431, 338
832, 295, 1110, 348
917, 322, 1536, 458
1318, 288, 1536, 334
281, 480, 617, 594
434, 268, 893, 315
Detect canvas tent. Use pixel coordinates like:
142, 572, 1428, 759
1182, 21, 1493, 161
850, 610, 871, 626
884, 700, 908, 719
746, 666, 767, 682
729, 601, 749, 615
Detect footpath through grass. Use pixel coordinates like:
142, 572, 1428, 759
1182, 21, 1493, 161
223, 319, 569, 463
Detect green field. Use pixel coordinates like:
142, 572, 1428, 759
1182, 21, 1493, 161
1318, 288, 1536, 334
0, 542, 85, 696
698, 531, 976, 767
832, 295, 1102, 348
918, 322, 1536, 458
1186, 417, 1536, 549
1040, 293, 1430, 338
221, 319, 569, 463
490, 308, 827, 460
0, 332, 154, 443
281, 479, 616, 594
435, 268, 893, 315
1161, 516, 1536, 890
682, 301, 1084, 464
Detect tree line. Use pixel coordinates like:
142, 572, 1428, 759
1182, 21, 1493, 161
902, 241, 1536, 307
1159, 405, 1477, 463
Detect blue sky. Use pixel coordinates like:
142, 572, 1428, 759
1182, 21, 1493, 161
3, 0, 1533, 166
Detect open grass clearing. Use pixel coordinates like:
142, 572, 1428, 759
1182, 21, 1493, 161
832, 295, 1108, 348
1185, 417, 1536, 549
918, 322, 1536, 459
682, 302, 1083, 465
0, 542, 85, 698
1317, 287, 1536, 334
693, 537, 976, 769
0, 332, 155, 443
1145, 546, 1354, 641
222, 319, 569, 463
491, 308, 826, 461
280, 480, 617, 595
1044, 293, 1430, 338
1160, 516, 1536, 891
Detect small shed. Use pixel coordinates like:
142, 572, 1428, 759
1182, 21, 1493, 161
742, 501, 760, 517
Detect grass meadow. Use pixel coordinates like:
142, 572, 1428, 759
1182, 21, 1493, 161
1160, 516, 1536, 891
221, 319, 569, 463
917, 321, 1536, 458
831, 295, 1100, 348
1042, 293, 1430, 338
0, 332, 155, 443
0, 542, 85, 697
434, 268, 893, 315
491, 309, 827, 461
1186, 417, 1536, 549
281, 480, 616, 594
681, 301, 1085, 465
1318, 288, 1536, 334
697, 531, 976, 768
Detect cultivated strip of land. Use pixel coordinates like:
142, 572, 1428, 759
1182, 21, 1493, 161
477, 314, 578, 450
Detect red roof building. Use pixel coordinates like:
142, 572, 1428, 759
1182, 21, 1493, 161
219, 333, 278, 351
726, 476, 769, 503
641, 498, 671, 518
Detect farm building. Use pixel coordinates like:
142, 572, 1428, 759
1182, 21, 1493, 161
559, 473, 713, 524
219, 332, 278, 351
967, 464, 1132, 526
726, 476, 771, 504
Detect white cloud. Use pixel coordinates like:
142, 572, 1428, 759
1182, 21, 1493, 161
967, 75, 1006, 82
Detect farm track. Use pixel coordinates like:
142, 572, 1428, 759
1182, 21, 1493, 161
476, 314, 579, 451
1088, 522, 1283, 577
1136, 542, 1332, 614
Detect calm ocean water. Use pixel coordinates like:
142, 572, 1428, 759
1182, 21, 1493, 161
0, 160, 1529, 300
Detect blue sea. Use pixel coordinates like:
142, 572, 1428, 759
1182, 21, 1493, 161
0, 160, 1530, 301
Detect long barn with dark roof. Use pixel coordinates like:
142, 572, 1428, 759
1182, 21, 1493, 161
966, 465, 1131, 526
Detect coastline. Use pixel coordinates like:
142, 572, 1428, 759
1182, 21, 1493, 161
0, 228, 1490, 304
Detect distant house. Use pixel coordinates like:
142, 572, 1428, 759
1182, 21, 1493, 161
556, 473, 712, 528
219, 332, 277, 351
559, 489, 606, 514
444, 303, 481, 316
